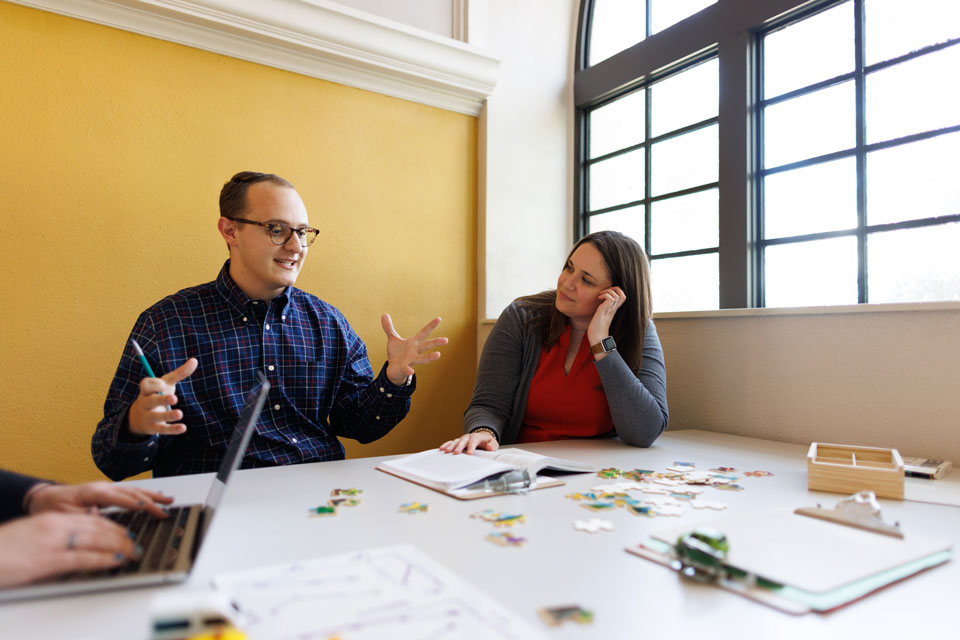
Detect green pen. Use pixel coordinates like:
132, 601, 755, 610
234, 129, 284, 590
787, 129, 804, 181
130, 338, 171, 411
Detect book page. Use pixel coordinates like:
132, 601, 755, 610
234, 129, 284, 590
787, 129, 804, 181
377, 449, 514, 491
473, 448, 595, 475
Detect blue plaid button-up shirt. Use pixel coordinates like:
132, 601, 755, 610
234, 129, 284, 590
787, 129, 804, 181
92, 261, 414, 480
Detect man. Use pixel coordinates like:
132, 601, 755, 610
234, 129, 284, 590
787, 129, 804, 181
0, 469, 171, 587
92, 172, 447, 480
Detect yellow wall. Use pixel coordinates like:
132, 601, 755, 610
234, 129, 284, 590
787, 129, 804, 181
0, 3, 477, 483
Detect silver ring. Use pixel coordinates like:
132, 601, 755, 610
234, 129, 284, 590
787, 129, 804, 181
66, 532, 77, 551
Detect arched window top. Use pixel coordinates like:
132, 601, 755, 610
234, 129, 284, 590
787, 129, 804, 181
583, 0, 717, 68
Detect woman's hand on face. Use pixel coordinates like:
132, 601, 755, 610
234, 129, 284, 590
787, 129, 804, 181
587, 286, 627, 345
438, 432, 499, 455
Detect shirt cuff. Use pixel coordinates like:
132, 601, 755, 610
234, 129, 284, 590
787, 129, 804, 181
376, 362, 416, 396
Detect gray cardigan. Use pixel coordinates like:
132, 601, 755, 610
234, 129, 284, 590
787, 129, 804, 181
464, 301, 669, 447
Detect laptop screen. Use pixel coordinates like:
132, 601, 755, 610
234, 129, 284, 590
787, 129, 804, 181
205, 374, 271, 511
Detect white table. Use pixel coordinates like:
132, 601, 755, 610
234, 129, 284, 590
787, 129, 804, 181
3, 430, 959, 639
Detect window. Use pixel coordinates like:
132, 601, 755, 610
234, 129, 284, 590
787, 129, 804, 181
759, 0, 960, 306
576, 0, 960, 310
585, 60, 720, 312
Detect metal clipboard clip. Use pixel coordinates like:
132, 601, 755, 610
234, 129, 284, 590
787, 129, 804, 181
794, 490, 903, 539
462, 468, 533, 495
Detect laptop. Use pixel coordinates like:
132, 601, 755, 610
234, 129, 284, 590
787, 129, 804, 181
0, 376, 270, 603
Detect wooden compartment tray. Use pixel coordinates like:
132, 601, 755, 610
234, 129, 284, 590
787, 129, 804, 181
807, 442, 904, 499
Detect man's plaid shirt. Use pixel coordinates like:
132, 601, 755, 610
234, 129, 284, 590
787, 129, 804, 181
92, 261, 413, 479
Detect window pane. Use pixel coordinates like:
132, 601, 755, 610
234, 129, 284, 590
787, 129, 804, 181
866, 44, 960, 144
651, 189, 718, 255
589, 0, 646, 66
650, 58, 718, 137
590, 89, 646, 159
868, 223, 960, 303
764, 237, 858, 307
865, 0, 960, 65
763, 82, 855, 168
764, 158, 857, 239
763, 1, 853, 99
651, 253, 719, 312
651, 0, 716, 36
651, 124, 717, 196
588, 149, 645, 211
867, 132, 960, 226
588, 205, 645, 247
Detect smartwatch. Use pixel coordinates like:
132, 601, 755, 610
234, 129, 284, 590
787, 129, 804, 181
590, 336, 617, 355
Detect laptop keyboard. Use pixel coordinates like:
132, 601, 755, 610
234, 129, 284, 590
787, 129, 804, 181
106, 505, 192, 575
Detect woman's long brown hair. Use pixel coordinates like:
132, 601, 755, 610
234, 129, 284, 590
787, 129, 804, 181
516, 230, 652, 373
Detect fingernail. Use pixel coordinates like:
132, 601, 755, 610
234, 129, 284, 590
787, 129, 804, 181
133, 544, 144, 559
115, 553, 126, 562
137, 500, 144, 507
127, 529, 136, 540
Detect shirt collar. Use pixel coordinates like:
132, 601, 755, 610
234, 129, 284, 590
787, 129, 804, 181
214, 260, 296, 318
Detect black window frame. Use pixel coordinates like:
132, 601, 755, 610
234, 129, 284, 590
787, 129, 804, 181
575, 0, 960, 309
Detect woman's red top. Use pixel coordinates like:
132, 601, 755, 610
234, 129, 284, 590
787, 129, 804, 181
516, 325, 613, 443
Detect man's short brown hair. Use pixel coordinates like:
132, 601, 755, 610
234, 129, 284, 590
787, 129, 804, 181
219, 171, 295, 219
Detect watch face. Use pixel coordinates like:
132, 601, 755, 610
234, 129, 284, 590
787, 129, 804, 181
602, 336, 616, 351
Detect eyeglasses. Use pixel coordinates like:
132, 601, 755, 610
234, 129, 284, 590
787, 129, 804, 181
226, 217, 319, 247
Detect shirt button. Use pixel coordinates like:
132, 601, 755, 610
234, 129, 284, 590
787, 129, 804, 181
386, 393, 393, 398
253, 301, 259, 305
143, 457, 150, 462
282, 315, 287, 321
274, 404, 281, 411
242, 317, 248, 322
375, 416, 381, 421
265, 324, 271, 330
379, 387, 385, 393
268, 365, 275, 371
291, 438, 298, 444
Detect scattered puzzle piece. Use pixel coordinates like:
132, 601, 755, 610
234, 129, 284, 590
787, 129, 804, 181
744, 470, 774, 477
580, 501, 615, 511
596, 468, 622, 479
710, 467, 737, 473
626, 504, 654, 516
691, 500, 728, 510
714, 483, 745, 491
538, 605, 594, 626
330, 488, 363, 497
486, 531, 526, 547
673, 461, 696, 468
573, 518, 614, 533
308, 505, 337, 517
399, 502, 428, 513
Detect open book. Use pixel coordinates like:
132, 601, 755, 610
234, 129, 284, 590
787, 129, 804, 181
377, 448, 596, 499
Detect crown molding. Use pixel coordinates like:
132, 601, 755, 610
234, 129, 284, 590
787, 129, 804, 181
8, 0, 499, 115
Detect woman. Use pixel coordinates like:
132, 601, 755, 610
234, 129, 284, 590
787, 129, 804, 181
440, 230, 667, 454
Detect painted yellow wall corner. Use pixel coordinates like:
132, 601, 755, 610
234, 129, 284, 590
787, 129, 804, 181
0, 2, 477, 483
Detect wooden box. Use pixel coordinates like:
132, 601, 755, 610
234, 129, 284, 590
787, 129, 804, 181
807, 443, 904, 500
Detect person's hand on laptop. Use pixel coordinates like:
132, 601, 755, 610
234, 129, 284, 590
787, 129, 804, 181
0, 512, 141, 588
127, 358, 198, 436
25, 481, 173, 519
381, 315, 448, 386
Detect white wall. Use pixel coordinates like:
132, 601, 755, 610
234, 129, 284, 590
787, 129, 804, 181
480, 0, 577, 318
333, 0, 454, 37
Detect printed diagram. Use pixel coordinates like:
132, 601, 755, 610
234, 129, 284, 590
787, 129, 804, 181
214, 544, 544, 640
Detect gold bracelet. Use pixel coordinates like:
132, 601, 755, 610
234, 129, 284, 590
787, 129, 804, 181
470, 427, 499, 443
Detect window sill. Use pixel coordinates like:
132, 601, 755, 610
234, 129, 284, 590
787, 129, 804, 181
480, 300, 960, 324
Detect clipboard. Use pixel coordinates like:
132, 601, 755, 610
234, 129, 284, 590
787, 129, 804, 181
627, 497, 952, 613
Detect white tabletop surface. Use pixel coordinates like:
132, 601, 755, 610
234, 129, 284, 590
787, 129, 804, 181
2, 429, 958, 639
